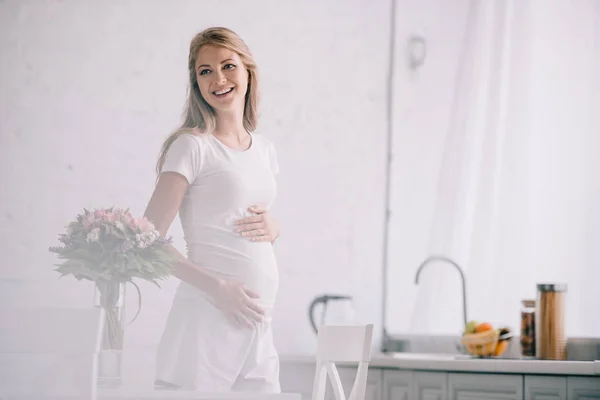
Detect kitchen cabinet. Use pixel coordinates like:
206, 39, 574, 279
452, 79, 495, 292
279, 363, 315, 400
413, 372, 447, 400
524, 375, 567, 400
382, 370, 411, 400
383, 370, 520, 400
334, 367, 382, 400
280, 360, 600, 400
567, 376, 600, 399
447, 373, 523, 400
325, 366, 382, 400
382, 370, 447, 400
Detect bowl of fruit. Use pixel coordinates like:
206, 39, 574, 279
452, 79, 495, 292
461, 320, 513, 358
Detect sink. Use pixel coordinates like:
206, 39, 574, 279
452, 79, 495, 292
388, 352, 475, 361
381, 333, 470, 355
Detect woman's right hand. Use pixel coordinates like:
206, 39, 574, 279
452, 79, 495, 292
211, 278, 265, 328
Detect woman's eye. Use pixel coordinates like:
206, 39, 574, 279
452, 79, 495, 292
224, 64, 236, 70
199, 69, 210, 76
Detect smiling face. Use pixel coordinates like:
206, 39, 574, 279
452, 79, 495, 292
194, 45, 249, 114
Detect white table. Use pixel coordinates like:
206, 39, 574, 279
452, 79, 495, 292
98, 388, 303, 400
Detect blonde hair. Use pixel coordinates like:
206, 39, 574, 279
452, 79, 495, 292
155, 27, 259, 176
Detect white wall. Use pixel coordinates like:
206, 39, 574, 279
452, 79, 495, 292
384, 0, 472, 335
385, 0, 600, 338
526, 0, 600, 337
0, 0, 391, 382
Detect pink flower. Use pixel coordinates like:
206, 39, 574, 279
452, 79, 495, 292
127, 217, 138, 231
94, 209, 110, 222
109, 210, 122, 222
122, 212, 133, 224
82, 214, 96, 229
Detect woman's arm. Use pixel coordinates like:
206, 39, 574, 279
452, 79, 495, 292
144, 172, 222, 294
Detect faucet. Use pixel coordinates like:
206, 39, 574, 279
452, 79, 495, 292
414, 255, 468, 331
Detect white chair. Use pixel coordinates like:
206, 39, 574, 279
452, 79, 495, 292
0, 306, 105, 400
311, 324, 373, 400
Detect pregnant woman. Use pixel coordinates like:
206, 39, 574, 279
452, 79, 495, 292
143, 27, 282, 392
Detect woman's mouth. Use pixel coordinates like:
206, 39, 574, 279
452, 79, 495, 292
213, 87, 234, 97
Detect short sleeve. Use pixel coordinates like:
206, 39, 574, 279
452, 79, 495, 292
269, 142, 279, 176
161, 134, 202, 185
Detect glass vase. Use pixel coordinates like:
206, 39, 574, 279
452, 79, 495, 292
94, 281, 126, 388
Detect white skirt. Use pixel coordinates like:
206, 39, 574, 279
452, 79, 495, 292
155, 288, 280, 392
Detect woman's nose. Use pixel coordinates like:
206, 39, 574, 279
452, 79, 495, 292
213, 71, 227, 84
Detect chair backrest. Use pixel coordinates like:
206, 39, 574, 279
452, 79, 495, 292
311, 324, 373, 400
0, 306, 104, 400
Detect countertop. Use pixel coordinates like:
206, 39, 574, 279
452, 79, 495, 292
280, 353, 600, 377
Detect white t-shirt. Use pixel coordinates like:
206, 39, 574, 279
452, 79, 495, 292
161, 131, 280, 309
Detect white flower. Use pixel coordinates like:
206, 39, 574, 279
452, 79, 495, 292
148, 231, 158, 242
114, 221, 125, 232
86, 228, 100, 243
132, 230, 159, 249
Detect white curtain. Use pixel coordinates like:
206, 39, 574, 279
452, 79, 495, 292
406, 0, 600, 337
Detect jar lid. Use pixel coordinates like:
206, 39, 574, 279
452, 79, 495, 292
522, 299, 535, 307
537, 283, 567, 292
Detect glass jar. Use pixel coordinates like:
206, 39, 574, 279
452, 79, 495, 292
520, 299, 536, 357
536, 283, 567, 360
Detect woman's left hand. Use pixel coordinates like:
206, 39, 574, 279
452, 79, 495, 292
234, 206, 280, 243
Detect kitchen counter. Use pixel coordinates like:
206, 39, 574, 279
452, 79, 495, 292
280, 352, 600, 376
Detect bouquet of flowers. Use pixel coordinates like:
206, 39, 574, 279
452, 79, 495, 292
49, 207, 176, 349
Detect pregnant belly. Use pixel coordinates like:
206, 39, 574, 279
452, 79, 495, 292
177, 237, 279, 309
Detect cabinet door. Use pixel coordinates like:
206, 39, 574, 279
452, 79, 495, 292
279, 363, 316, 400
525, 376, 567, 400
366, 369, 383, 400
413, 371, 448, 400
567, 376, 600, 399
335, 367, 382, 400
448, 373, 523, 400
383, 370, 412, 400
280, 363, 382, 400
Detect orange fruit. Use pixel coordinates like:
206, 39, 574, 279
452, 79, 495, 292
475, 322, 494, 333
494, 340, 508, 356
